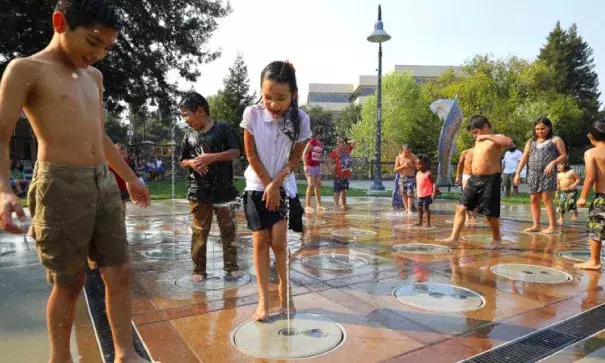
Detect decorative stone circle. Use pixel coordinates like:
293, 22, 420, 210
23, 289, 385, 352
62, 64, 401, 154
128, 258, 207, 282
393, 282, 485, 312
231, 313, 346, 359
490, 264, 572, 283
302, 253, 369, 271
392, 243, 451, 255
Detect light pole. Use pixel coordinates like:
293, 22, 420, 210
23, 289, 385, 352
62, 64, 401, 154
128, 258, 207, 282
367, 5, 391, 191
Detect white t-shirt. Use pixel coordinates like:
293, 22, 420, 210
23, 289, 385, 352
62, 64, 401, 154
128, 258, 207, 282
502, 149, 523, 174
240, 105, 311, 198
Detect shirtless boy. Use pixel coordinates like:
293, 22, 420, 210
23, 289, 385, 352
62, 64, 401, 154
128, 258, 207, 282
437, 116, 512, 250
556, 161, 581, 225
394, 145, 418, 214
455, 148, 477, 225
0, 1, 150, 362
576, 120, 605, 270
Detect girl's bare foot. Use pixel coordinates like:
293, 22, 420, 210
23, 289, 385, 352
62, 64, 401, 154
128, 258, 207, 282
305, 206, 314, 214
252, 306, 269, 322
191, 274, 205, 282
557, 218, 564, 226
317, 205, 326, 212
523, 226, 540, 233
574, 261, 602, 270
436, 236, 458, 244
540, 228, 558, 234
278, 304, 296, 316
571, 213, 578, 221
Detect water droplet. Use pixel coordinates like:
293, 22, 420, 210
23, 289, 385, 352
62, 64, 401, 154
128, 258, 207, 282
71, 73, 78, 79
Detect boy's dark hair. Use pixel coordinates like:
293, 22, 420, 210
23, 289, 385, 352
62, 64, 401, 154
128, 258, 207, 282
55, 0, 122, 30
312, 126, 323, 137
468, 115, 491, 130
533, 116, 554, 139
260, 61, 300, 142
179, 92, 210, 116
417, 154, 432, 168
559, 161, 571, 171
589, 120, 605, 142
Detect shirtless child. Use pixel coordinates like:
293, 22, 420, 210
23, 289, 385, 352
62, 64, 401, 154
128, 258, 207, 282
576, 120, 605, 270
556, 161, 581, 225
0, 2, 150, 362
455, 148, 477, 225
437, 116, 512, 250
394, 145, 418, 214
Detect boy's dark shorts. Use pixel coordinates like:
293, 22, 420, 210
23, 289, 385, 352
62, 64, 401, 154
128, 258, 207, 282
459, 173, 501, 218
416, 196, 433, 206
120, 190, 130, 201
334, 177, 350, 193
588, 194, 605, 242
243, 190, 303, 233
28, 162, 129, 285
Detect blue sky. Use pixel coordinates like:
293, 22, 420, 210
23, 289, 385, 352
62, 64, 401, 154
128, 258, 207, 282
174, 0, 604, 106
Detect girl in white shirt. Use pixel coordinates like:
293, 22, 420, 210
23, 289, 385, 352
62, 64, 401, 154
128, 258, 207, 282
240, 61, 311, 322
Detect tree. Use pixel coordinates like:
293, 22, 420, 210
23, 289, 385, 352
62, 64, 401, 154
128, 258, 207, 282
208, 90, 237, 125
218, 53, 255, 129
538, 22, 601, 135
0, 0, 231, 114
300, 106, 336, 147
334, 103, 361, 138
105, 113, 128, 144
351, 72, 439, 161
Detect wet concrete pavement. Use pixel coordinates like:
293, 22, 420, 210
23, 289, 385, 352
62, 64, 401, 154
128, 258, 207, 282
1, 197, 603, 362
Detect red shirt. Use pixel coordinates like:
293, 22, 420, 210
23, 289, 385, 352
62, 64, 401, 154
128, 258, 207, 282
305, 138, 323, 167
329, 145, 353, 178
109, 157, 132, 192
416, 170, 434, 198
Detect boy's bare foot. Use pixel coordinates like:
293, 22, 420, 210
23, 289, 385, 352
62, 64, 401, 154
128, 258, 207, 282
191, 274, 206, 282
484, 240, 501, 250
333, 205, 341, 211
413, 222, 423, 227
540, 228, 558, 234
523, 226, 540, 233
225, 271, 245, 280
342, 206, 348, 212
557, 218, 564, 226
317, 206, 326, 212
574, 261, 602, 270
115, 353, 151, 363
252, 306, 269, 322
571, 213, 578, 221
436, 236, 458, 244
305, 206, 314, 214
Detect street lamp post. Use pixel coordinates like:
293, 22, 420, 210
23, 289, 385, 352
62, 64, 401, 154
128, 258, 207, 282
367, 5, 391, 191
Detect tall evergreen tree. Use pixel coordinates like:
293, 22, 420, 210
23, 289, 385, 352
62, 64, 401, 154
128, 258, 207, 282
221, 53, 255, 128
538, 22, 601, 126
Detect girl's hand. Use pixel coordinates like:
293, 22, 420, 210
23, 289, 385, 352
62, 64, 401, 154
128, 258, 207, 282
513, 174, 521, 186
262, 182, 281, 211
544, 162, 555, 175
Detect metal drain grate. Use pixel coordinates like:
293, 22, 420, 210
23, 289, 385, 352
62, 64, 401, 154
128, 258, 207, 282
461, 303, 605, 363
84, 267, 151, 362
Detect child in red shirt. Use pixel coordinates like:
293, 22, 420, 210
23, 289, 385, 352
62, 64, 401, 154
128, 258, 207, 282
329, 136, 355, 211
414, 154, 437, 227
109, 143, 133, 216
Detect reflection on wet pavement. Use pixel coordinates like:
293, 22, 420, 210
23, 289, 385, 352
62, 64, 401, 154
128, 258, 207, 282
2, 198, 603, 362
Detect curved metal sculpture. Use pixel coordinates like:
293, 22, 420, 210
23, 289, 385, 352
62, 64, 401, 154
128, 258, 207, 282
429, 95, 463, 186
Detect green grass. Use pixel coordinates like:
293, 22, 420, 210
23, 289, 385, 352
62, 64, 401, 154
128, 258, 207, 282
147, 178, 392, 199
439, 191, 593, 206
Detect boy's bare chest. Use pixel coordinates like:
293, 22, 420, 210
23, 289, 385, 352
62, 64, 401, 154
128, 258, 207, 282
30, 71, 100, 119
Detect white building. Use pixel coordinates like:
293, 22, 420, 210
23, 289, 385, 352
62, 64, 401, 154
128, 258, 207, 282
307, 65, 463, 112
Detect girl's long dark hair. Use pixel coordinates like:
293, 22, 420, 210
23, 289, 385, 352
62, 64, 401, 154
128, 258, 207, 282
260, 61, 300, 142
533, 116, 554, 140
